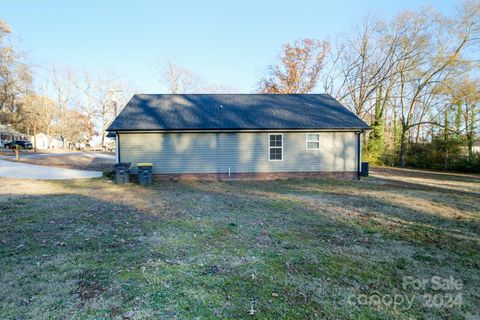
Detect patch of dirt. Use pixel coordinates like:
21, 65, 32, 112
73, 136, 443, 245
202, 265, 221, 275
74, 271, 107, 301
76, 280, 106, 301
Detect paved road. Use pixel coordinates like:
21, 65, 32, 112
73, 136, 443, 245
0, 151, 115, 160
0, 159, 102, 180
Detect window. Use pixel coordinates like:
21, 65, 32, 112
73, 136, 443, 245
269, 134, 283, 161
306, 133, 320, 150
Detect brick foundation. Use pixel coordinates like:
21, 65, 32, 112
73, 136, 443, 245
148, 171, 358, 181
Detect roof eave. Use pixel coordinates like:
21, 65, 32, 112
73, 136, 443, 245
108, 127, 370, 133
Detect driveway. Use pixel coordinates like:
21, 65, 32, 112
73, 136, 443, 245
0, 159, 102, 180
0, 151, 115, 160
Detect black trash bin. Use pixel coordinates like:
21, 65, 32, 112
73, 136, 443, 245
360, 162, 369, 177
114, 162, 131, 184
137, 163, 153, 186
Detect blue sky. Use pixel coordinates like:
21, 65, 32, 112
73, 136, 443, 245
1, 0, 460, 93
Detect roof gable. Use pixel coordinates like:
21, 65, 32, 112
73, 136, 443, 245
107, 94, 369, 131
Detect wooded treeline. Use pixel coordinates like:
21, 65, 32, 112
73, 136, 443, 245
258, 2, 480, 172
0, 23, 131, 149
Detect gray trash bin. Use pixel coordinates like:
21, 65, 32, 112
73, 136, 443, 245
137, 163, 153, 186
114, 162, 131, 184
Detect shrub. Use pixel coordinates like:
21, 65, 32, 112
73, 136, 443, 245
102, 168, 115, 180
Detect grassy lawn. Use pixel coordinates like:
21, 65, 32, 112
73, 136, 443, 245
0, 168, 479, 319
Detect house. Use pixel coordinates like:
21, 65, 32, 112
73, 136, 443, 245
0, 124, 30, 147
31, 133, 64, 149
107, 94, 370, 179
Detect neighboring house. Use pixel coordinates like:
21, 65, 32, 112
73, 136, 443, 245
31, 133, 64, 149
107, 94, 370, 179
0, 124, 30, 147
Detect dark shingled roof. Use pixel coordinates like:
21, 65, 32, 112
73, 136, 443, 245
107, 94, 369, 131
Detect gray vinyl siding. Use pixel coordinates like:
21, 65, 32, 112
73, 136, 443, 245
119, 132, 358, 174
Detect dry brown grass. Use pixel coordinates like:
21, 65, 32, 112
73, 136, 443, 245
0, 167, 479, 319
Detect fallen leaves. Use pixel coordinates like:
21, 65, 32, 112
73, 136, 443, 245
248, 304, 256, 315
122, 310, 135, 319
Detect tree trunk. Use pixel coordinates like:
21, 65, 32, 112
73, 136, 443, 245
415, 124, 422, 145
392, 116, 399, 167
444, 149, 449, 171
33, 118, 37, 153
466, 133, 473, 158
399, 127, 408, 168
46, 127, 51, 149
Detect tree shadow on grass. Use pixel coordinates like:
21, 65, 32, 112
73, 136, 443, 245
368, 167, 480, 199
372, 166, 480, 183
371, 175, 480, 198
178, 179, 480, 279
0, 193, 161, 319
1, 178, 479, 319
164, 180, 480, 318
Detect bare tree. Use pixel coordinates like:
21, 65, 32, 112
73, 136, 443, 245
447, 76, 480, 156
318, 2, 479, 167
258, 39, 330, 94
75, 73, 99, 146
160, 62, 205, 93
324, 16, 403, 119
158, 61, 235, 94
63, 110, 90, 147
50, 65, 75, 147
34, 77, 59, 146
0, 20, 31, 116
391, 5, 479, 166
0, 20, 12, 34
77, 70, 129, 148
17, 94, 56, 138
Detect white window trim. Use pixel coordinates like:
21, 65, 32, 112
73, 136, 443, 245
268, 133, 283, 162
306, 133, 320, 150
